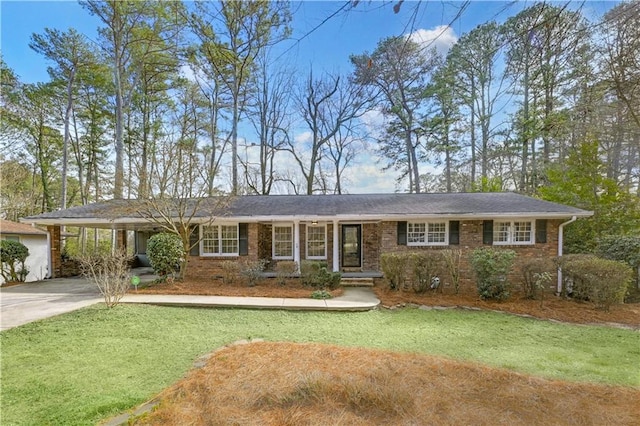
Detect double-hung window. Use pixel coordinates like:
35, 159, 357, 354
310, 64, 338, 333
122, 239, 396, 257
273, 224, 293, 259
306, 225, 326, 259
493, 220, 533, 245
201, 224, 239, 256
407, 221, 448, 246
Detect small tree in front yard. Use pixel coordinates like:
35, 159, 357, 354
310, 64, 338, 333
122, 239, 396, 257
470, 248, 516, 301
108, 193, 234, 281
76, 249, 131, 308
0, 240, 29, 283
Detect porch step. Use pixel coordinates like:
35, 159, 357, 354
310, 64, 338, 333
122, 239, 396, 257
340, 277, 375, 287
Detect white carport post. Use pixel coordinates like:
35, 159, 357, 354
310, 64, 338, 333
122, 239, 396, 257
332, 219, 340, 272
293, 220, 301, 269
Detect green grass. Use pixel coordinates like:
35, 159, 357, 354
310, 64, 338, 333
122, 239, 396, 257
1, 305, 639, 425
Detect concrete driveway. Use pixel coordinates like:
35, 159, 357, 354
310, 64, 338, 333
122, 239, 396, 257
0, 277, 102, 331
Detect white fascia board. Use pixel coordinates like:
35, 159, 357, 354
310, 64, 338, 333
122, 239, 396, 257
226, 211, 593, 222
21, 211, 593, 228
20, 217, 153, 228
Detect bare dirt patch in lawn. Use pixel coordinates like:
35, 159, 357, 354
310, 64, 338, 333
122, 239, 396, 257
133, 341, 640, 426
135, 278, 343, 299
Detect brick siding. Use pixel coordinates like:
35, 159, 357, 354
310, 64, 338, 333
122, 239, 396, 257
183, 219, 561, 288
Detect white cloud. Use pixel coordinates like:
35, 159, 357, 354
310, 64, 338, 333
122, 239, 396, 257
361, 108, 384, 129
343, 162, 398, 194
407, 25, 458, 57
294, 131, 312, 145
179, 64, 197, 82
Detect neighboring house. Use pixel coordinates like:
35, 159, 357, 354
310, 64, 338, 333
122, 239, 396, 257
0, 219, 50, 284
22, 193, 592, 290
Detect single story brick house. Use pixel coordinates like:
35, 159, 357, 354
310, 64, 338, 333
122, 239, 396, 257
23, 192, 591, 291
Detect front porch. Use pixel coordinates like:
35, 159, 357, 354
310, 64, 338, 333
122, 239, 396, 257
255, 221, 382, 274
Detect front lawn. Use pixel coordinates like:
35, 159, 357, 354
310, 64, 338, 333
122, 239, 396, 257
1, 305, 638, 425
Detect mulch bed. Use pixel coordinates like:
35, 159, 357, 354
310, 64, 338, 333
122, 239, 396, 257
374, 287, 640, 328
134, 277, 344, 299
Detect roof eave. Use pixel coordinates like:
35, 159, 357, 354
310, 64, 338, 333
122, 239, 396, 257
21, 211, 593, 227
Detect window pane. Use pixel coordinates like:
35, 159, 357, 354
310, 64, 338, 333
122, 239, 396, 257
427, 222, 446, 243
221, 225, 238, 254
408, 223, 426, 243
307, 225, 325, 257
274, 226, 293, 258
202, 226, 219, 254
513, 221, 532, 242
494, 222, 510, 242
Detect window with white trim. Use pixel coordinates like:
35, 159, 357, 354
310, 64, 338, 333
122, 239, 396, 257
494, 220, 534, 245
273, 225, 293, 259
407, 221, 448, 246
201, 224, 238, 255
306, 225, 326, 259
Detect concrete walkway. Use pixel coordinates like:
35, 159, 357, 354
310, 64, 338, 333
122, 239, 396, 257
1, 274, 379, 331
120, 287, 380, 311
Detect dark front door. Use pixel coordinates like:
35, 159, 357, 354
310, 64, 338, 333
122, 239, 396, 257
341, 224, 361, 268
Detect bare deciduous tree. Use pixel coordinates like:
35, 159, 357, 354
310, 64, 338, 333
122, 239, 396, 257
77, 248, 131, 308
287, 71, 372, 194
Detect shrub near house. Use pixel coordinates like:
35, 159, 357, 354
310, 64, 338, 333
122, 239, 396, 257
147, 233, 184, 279
558, 255, 632, 312
0, 240, 29, 283
470, 248, 516, 301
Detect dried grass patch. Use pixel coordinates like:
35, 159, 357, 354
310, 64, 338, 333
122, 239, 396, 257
134, 342, 640, 425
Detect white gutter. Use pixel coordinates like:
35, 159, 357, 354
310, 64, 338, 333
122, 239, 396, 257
557, 215, 577, 294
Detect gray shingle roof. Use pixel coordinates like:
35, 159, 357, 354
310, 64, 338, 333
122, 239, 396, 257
23, 193, 591, 225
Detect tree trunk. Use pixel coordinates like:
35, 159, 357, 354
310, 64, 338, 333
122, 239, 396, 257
113, 64, 124, 199
231, 95, 239, 195
61, 69, 75, 210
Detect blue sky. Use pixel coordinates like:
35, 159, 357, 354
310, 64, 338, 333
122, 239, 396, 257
1, 1, 618, 193
4, 1, 615, 84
